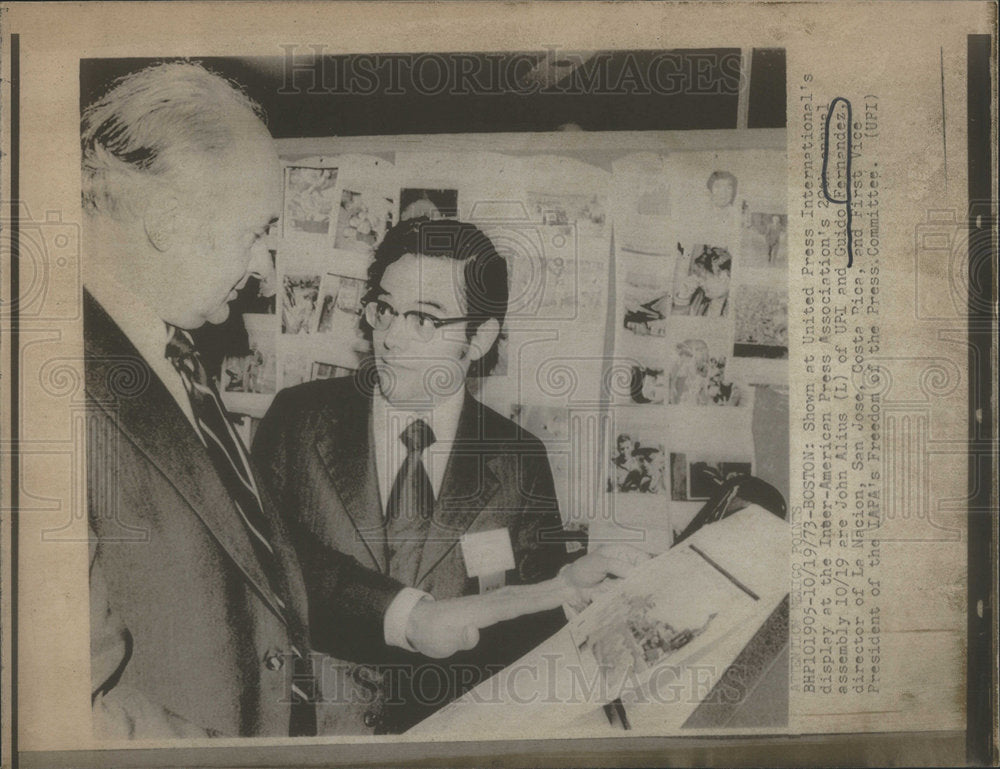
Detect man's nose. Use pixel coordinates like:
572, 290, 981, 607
248, 238, 275, 279
244, 239, 275, 287
381, 312, 408, 350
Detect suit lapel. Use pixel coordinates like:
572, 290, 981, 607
416, 393, 501, 587
313, 386, 388, 573
84, 293, 290, 627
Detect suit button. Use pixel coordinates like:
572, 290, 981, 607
264, 649, 284, 671
363, 709, 379, 729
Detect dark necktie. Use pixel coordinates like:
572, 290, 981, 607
384, 419, 436, 586
386, 419, 437, 523
165, 326, 315, 736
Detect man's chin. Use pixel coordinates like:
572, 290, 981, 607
375, 365, 424, 406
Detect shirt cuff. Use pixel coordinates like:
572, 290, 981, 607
384, 587, 432, 651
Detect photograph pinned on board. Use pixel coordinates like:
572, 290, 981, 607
667, 338, 743, 407
607, 429, 667, 495
533, 256, 606, 319
310, 361, 353, 381
665, 162, 741, 245
628, 362, 668, 405
733, 286, 789, 359
740, 207, 788, 267
670, 243, 733, 318
399, 187, 459, 221
494, 223, 548, 317
281, 274, 321, 335
577, 259, 609, 317
706, 169, 739, 210
475, 210, 582, 320
221, 314, 277, 395
281, 351, 346, 389
622, 269, 671, 338
316, 274, 365, 333
334, 189, 394, 252
279, 352, 311, 390
507, 403, 572, 509
513, 251, 577, 318
282, 165, 339, 237
526, 190, 607, 238
671, 454, 753, 500
508, 403, 570, 445
609, 152, 672, 255
313, 273, 369, 367
222, 348, 274, 394
542, 254, 605, 321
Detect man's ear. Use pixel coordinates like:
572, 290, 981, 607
142, 194, 182, 253
467, 317, 500, 362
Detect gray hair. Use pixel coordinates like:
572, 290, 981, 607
81, 61, 265, 219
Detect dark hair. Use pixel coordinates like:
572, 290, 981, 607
364, 217, 508, 377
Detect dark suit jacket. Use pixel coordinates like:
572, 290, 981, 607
85, 292, 404, 738
253, 371, 570, 733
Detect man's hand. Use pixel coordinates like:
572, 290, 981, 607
405, 577, 569, 658
560, 544, 651, 611
406, 595, 485, 658
405, 546, 648, 658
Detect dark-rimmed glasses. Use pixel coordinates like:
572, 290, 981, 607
363, 299, 474, 342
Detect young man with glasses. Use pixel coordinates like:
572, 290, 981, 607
253, 217, 580, 733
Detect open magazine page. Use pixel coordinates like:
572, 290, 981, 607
410, 507, 787, 736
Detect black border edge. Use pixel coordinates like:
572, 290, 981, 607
965, 32, 996, 769
9, 30, 21, 769
747, 48, 787, 129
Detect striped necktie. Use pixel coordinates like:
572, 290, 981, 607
165, 326, 315, 735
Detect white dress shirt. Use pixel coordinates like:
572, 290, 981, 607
371, 386, 466, 649
372, 387, 466, 514
85, 268, 198, 433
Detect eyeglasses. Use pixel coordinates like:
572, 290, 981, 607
363, 299, 474, 342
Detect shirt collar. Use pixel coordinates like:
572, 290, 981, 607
372, 383, 466, 449
84, 264, 199, 432
85, 265, 171, 364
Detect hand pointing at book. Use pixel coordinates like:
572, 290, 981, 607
405, 546, 647, 659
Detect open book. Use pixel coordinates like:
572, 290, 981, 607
409, 505, 788, 737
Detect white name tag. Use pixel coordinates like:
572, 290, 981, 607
460, 527, 515, 579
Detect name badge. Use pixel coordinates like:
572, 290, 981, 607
460, 528, 516, 580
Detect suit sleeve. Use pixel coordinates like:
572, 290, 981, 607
476, 444, 571, 667
253, 388, 404, 662
90, 534, 210, 739
512, 449, 572, 583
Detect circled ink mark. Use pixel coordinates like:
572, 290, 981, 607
821, 96, 856, 267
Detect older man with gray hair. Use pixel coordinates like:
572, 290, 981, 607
83, 61, 630, 739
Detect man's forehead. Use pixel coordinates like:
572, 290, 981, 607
172, 138, 279, 203
381, 253, 465, 311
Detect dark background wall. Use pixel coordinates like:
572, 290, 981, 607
81, 48, 785, 137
